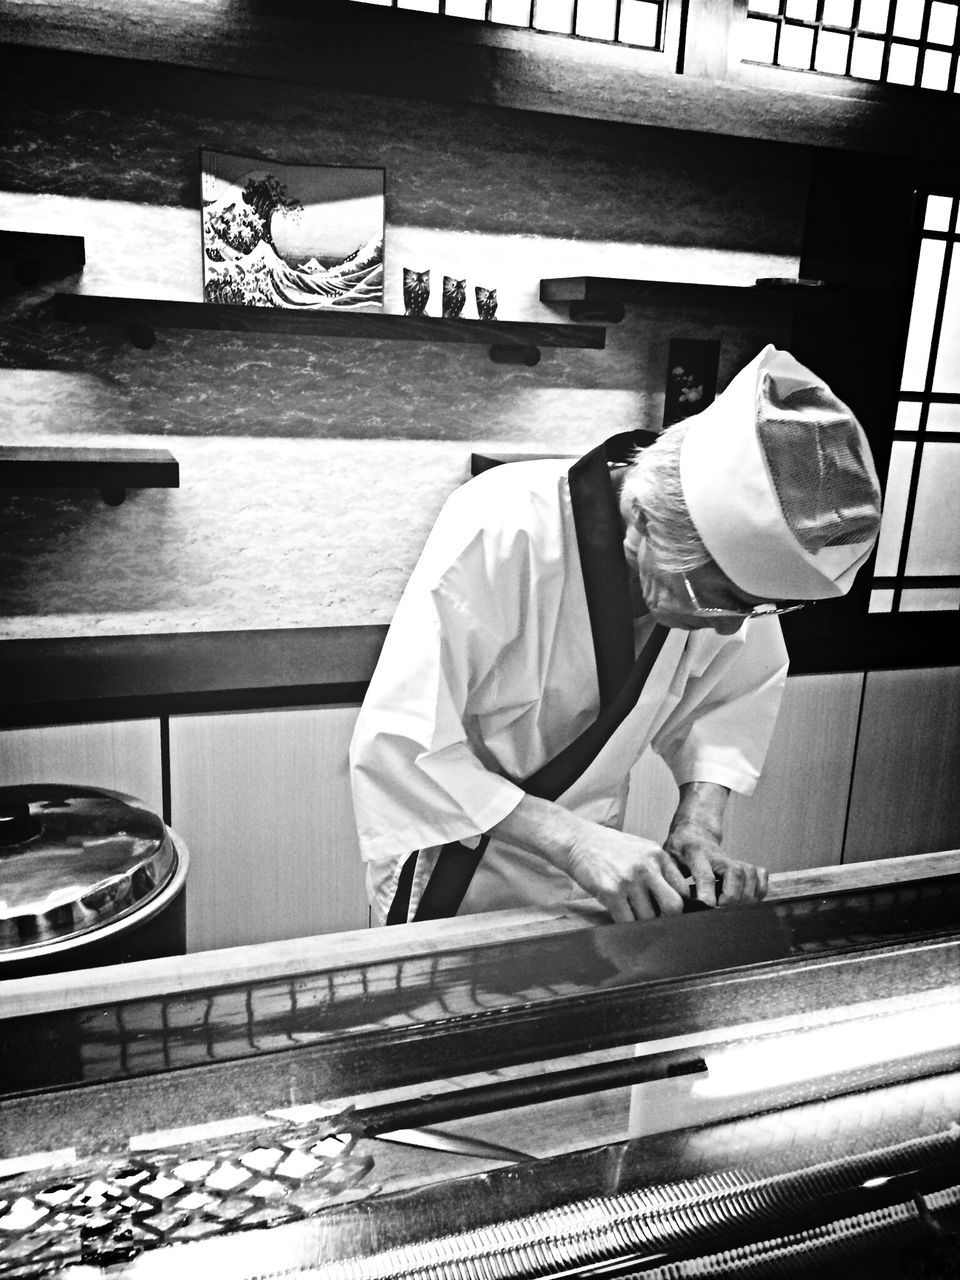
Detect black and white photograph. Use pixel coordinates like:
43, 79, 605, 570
2, 1, 960, 1277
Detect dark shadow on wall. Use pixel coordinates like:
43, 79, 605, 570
0, 45, 810, 255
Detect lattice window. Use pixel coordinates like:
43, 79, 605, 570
348, 0, 666, 49
870, 191, 960, 614
743, 0, 960, 91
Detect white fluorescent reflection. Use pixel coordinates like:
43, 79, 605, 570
695, 1000, 959, 1099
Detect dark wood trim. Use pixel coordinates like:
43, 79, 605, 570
1, 0, 957, 158
2, 615, 957, 730
0, 626, 388, 728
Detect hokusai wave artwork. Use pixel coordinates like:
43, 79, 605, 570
200, 149, 385, 311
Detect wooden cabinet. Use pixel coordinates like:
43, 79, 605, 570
624, 672, 864, 873
0, 719, 163, 815
168, 705, 368, 953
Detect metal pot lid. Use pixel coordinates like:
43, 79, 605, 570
0, 784, 178, 956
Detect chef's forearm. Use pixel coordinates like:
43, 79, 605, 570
487, 792, 589, 877
668, 781, 730, 842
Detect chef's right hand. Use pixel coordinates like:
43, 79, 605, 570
565, 825, 691, 923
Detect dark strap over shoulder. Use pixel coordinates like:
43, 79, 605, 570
388, 432, 665, 924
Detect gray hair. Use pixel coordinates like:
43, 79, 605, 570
621, 421, 713, 575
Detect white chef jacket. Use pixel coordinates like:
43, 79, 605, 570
349, 453, 789, 925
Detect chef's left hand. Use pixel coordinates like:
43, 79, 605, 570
664, 781, 768, 908
665, 822, 767, 907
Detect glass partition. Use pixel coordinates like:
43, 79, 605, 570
870, 190, 960, 615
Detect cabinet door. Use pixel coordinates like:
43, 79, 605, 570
843, 666, 960, 862
625, 672, 864, 874
169, 705, 368, 953
0, 720, 163, 815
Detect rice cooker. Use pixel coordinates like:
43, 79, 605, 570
0, 783, 189, 980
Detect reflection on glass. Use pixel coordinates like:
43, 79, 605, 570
815, 29, 851, 72
779, 23, 815, 65
873, 440, 914, 577
905, 443, 960, 575
576, 0, 618, 39
491, 0, 534, 23
894, 399, 922, 431
620, 0, 661, 46
786, 0, 818, 20
744, 16, 778, 60
823, 0, 855, 22
921, 48, 952, 89
927, 402, 960, 431
869, 588, 895, 613
858, 0, 890, 34
928, 1, 959, 44
924, 194, 956, 234
887, 41, 919, 82
933, 249, 960, 393
446, 0, 488, 15
892, 0, 924, 39
901, 586, 960, 611
850, 33, 884, 77
533, 0, 575, 32
901, 240, 946, 390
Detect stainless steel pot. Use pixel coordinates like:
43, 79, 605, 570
0, 783, 188, 979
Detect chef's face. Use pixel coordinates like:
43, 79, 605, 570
636, 540, 791, 635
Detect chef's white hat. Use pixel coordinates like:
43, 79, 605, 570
679, 345, 882, 600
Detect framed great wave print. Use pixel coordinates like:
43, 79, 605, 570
200, 150, 385, 312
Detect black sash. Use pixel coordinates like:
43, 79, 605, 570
387, 431, 667, 925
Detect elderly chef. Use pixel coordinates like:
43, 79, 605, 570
350, 345, 882, 927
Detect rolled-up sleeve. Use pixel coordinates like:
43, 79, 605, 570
651, 617, 789, 796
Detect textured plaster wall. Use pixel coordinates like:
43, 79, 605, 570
0, 44, 806, 639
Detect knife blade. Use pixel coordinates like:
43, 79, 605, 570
375, 1125, 532, 1162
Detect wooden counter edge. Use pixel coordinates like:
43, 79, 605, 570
2, 849, 957, 1019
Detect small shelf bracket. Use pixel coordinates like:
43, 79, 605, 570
489, 344, 541, 366
567, 301, 626, 324
128, 323, 157, 350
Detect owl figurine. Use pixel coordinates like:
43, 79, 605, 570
475, 286, 498, 321
442, 275, 466, 319
403, 268, 430, 316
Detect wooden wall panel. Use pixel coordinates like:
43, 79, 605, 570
168, 705, 368, 953
843, 666, 960, 863
0, 719, 163, 814
723, 672, 863, 871
624, 672, 864, 874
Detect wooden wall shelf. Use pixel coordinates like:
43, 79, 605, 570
53, 294, 606, 365
1, 231, 86, 286
0, 446, 179, 506
540, 276, 860, 323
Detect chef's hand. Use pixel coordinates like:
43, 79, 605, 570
566, 825, 693, 923
664, 780, 768, 907
488, 793, 691, 923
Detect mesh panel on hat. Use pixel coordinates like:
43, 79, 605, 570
756, 374, 882, 553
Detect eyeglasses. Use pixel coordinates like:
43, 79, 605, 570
680, 573, 807, 621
